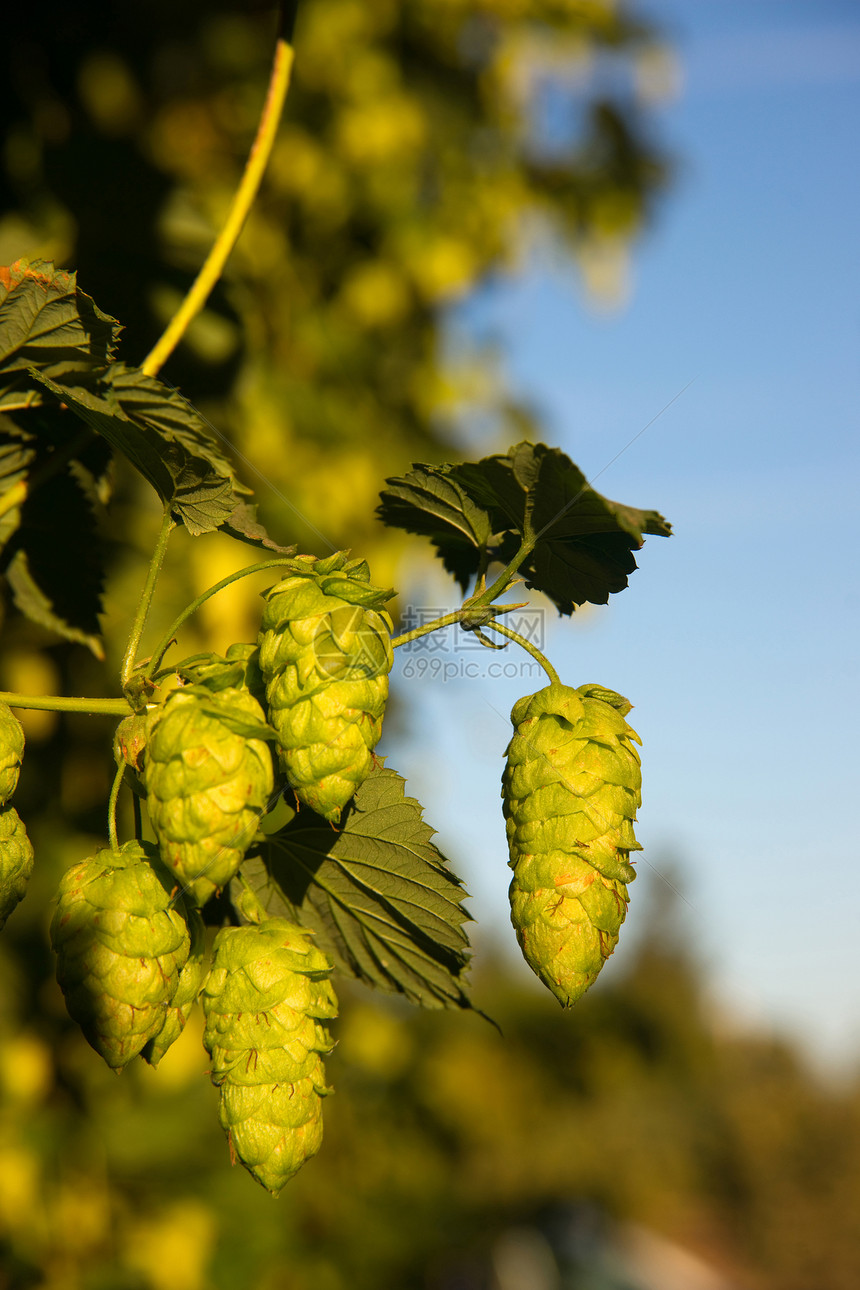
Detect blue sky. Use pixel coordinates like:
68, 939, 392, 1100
385, 1, 860, 1069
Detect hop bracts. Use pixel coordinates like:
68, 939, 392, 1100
202, 918, 338, 1196
142, 902, 207, 1067
0, 806, 34, 929
143, 684, 274, 905
502, 683, 642, 1007
50, 841, 192, 1069
0, 703, 24, 805
258, 553, 394, 824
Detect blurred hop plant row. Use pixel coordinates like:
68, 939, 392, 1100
4, 3, 858, 1290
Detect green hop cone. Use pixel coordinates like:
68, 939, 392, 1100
50, 840, 192, 1069
0, 806, 34, 929
502, 682, 642, 1007
141, 901, 207, 1067
202, 918, 338, 1196
173, 643, 268, 708
257, 552, 394, 823
0, 702, 24, 805
143, 684, 274, 905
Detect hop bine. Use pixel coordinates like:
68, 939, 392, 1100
502, 683, 642, 1006
202, 918, 338, 1195
257, 552, 394, 824
50, 840, 194, 1069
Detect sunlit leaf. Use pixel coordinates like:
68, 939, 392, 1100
241, 764, 473, 1010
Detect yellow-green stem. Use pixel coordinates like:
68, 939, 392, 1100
390, 611, 463, 650
107, 761, 126, 851
468, 537, 534, 608
140, 26, 295, 377
143, 556, 296, 679
484, 621, 559, 685
0, 692, 131, 716
121, 509, 175, 690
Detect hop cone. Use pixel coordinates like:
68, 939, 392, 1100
172, 642, 268, 709
257, 552, 394, 823
142, 903, 207, 1067
502, 683, 642, 1007
0, 806, 34, 929
50, 840, 192, 1069
144, 684, 274, 905
202, 918, 337, 1195
0, 702, 24, 805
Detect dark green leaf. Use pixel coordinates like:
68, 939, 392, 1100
378, 441, 671, 612
0, 417, 37, 560
0, 466, 105, 656
30, 364, 283, 548
0, 264, 286, 552
377, 465, 497, 590
31, 364, 236, 533
0, 259, 120, 400
219, 500, 295, 554
241, 764, 474, 1011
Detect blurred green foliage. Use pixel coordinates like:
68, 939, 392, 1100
4, 4, 855, 1289
2, 880, 860, 1290
0, 0, 671, 565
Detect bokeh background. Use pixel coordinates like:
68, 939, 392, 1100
1, 1, 858, 1287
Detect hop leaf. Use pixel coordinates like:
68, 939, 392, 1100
143, 684, 274, 905
502, 683, 642, 1006
0, 806, 34, 929
142, 902, 207, 1067
202, 918, 337, 1195
0, 702, 24, 805
50, 840, 192, 1069
257, 553, 394, 824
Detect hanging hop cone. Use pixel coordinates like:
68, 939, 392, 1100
257, 553, 394, 824
141, 902, 207, 1067
143, 683, 274, 906
50, 840, 192, 1069
0, 806, 34, 930
202, 918, 338, 1196
0, 702, 24, 805
502, 683, 642, 1007
172, 642, 269, 709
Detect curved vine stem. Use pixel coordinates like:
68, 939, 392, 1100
390, 610, 464, 651
121, 508, 175, 690
390, 599, 533, 651
107, 761, 126, 851
143, 556, 296, 680
140, 4, 297, 378
484, 621, 559, 685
